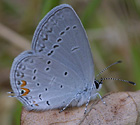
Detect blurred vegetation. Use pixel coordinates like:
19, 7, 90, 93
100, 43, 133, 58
0, 0, 140, 124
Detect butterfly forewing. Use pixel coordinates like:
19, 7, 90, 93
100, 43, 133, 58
32, 4, 94, 84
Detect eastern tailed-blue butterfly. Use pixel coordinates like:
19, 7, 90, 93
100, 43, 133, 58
9, 4, 135, 113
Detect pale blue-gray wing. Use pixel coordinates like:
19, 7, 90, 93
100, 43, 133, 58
32, 4, 94, 85
10, 51, 84, 110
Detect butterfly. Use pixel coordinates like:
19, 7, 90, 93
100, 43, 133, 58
9, 4, 135, 114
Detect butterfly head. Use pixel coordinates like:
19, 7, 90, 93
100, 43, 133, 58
94, 78, 103, 91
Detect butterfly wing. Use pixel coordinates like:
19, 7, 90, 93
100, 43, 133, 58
10, 51, 84, 110
32, 4, 94, 84
10, 4, 94, 110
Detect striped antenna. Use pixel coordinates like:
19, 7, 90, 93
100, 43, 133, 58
95, 60, 122, 79
100, 77, 136, 85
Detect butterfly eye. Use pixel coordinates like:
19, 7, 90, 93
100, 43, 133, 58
94, 80, 99, 89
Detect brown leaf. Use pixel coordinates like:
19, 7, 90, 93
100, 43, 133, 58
21, 91, 140, 125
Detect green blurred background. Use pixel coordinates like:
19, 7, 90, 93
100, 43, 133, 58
0, 0, 140, 124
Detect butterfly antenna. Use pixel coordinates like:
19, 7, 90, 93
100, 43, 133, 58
95, 60, 122, 79
101, 77, 136, 85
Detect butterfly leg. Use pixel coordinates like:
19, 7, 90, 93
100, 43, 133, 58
96, 93, 106, 105
84, 93, 91, 114
59, 97, 76, 113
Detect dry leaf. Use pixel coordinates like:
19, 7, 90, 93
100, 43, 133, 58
21, 90, 140, 125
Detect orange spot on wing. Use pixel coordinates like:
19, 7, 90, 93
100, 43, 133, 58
21, 80, 27, 87
21, 88, 30, 96
35, 104, 39, 106
33, 101, 39, 106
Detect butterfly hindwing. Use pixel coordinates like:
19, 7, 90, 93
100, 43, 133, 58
10, 51, 84, 110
